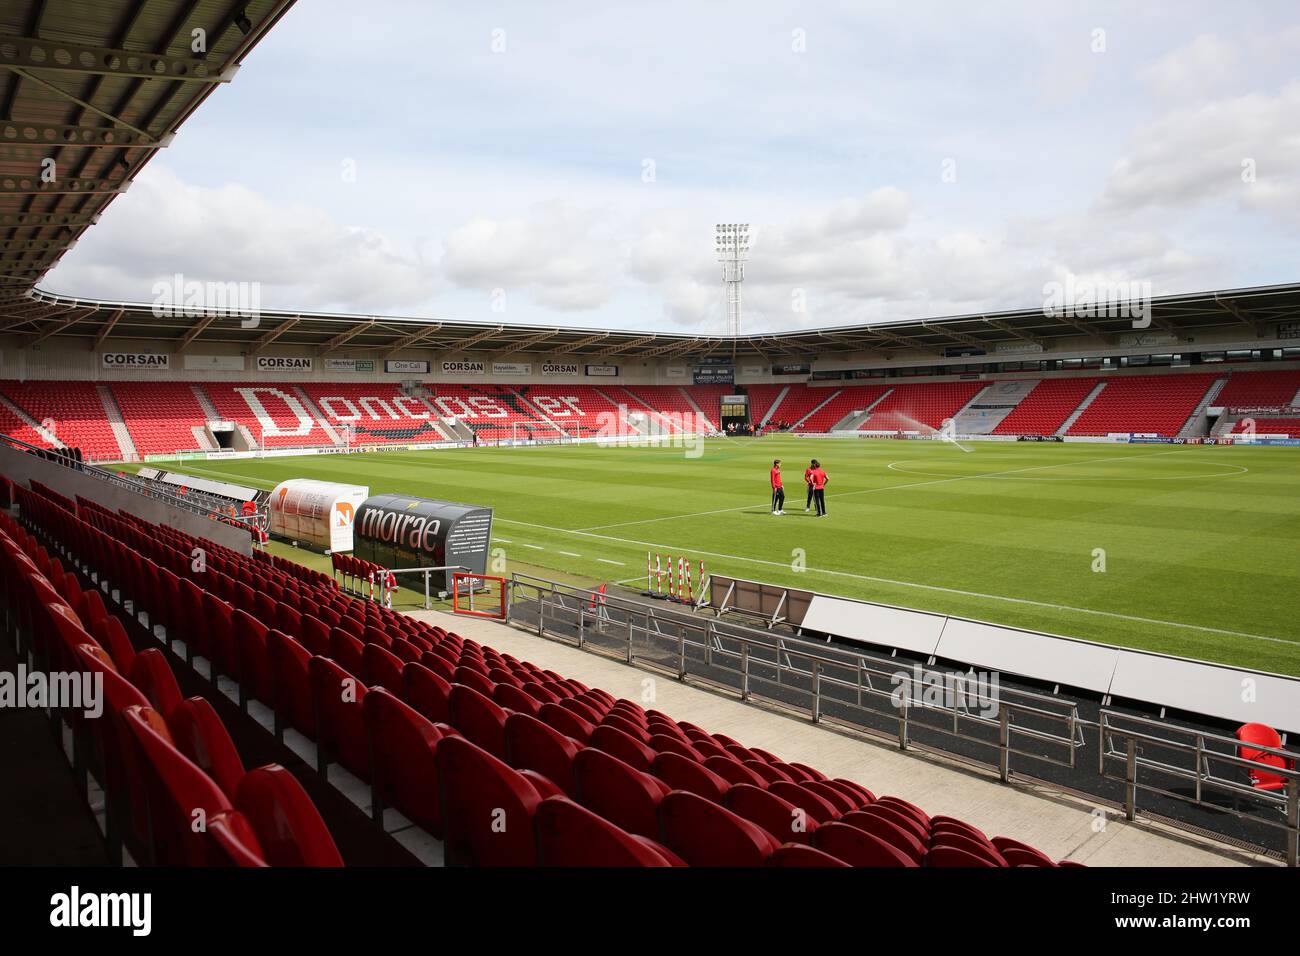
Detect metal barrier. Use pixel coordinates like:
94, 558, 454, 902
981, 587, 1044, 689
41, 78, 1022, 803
507, 571, 1298, 865
1099, 710, 1299, 866
509, 572, 1082, 778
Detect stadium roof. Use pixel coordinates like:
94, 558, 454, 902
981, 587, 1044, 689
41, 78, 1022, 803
0, 0, 294, 301
1, 2, 1296, 362
3, 281, 1297, 361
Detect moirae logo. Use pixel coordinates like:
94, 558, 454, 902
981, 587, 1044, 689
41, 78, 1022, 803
49, 886, 151, 936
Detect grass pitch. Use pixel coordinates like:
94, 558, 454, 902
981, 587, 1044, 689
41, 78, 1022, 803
147, 438, 1300, 676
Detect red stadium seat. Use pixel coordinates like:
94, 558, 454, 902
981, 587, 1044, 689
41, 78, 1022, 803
658, 791, 781, 866
534, 796, 676, 867
129, 648, 184, 721
309, 655, 371, 779
436, 736, 548, 866
363, 688, 450, 834
767, 844, 851, 867
234, 765, 343, 867
448, 684, 510, 759
166, 696, 247, 798
504, 712, 581, 797
573, 747, 670, 839
814, 821, 918, 867
724, 783, 818, 845
651, 751, 731, 803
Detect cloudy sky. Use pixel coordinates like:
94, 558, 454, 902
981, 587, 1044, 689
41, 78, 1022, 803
45, 1, 1300, 334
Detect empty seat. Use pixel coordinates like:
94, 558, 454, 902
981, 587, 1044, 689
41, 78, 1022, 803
573, 747, 670, 839
234, 765, 343, 867
436, 736, 548, 866
658, 791, 781, 867
309, 656, 371, 779
724, 783, 818, 846
166, 696, 246, 798
651, 751, 731, 803
767, 844, 851, 867
504, 712, 581, 797
534, 796, 677, 867
814, 821, 918, 867
363, 688, 450, 835
448, 684, 510, 759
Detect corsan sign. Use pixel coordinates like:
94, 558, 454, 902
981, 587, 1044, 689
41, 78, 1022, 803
441, 360, 485, 375
102, 352, 169, 370
256, 356, 312, 371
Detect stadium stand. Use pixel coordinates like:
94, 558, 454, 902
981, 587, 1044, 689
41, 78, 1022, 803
992, 378, 1100, 435
1215, 369, 1300, 409
514, 384, 631, 438
202, 382, 337, 449
758, 384, 842, 429
800, 384, 891, 432
3, 470, 1078, 867
298, 383, 447, 445
859, 380, 987, 432
0, 381, 120, 460
111, 382, 213, 457
1066, 374, 1218, 437
422, 384, 550, 441
1229, 418, 1300, 436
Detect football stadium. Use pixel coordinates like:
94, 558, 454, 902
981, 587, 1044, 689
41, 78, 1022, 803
0, 0, 1296, 930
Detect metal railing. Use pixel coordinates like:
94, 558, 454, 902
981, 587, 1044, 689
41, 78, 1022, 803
507, 571, 1299, 865
510, 573, 1083, 777
1099, 711, 1298, 866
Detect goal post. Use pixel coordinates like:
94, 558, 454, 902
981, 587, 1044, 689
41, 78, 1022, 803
452, 572, 507, 619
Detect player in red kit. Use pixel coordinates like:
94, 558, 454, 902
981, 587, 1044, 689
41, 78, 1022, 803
770, 459, 786, 515
809, 459, 829, 516
804, 461, 815, 512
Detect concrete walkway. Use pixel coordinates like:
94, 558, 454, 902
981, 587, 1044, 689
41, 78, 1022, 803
410, 609, 1276, 868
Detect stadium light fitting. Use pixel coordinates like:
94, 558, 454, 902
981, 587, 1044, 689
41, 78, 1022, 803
715, 222, 750, 337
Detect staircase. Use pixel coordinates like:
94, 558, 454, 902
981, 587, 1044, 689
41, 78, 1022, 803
791, 389, 843, 429
191, 384, 222, 422
677, 387, 717, 432
833, 388, 894, 431
96, 384, 139, 461
949, 380, 1037, 435
759, 385, 791, 427
190, 426, 219, 451
0, 390, 64, 447
595, 387, 649, 435
509, 389, 568, 437
1055, 381, 1107, 436
1178, 377, 1228, 438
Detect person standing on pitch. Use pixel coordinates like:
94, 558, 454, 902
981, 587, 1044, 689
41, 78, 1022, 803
804, 460, 816, 512
770, 459, 786, 515
810, 459, 829, 516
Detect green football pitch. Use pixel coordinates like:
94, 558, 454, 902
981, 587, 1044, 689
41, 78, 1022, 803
140, 438, 1300, 676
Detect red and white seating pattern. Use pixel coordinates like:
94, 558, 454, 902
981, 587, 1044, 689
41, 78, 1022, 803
297, 384, 445, 445
203, 381, 336, 448
801, 384, 890, 432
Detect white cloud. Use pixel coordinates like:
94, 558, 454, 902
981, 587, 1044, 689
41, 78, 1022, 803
1142, 34, 1240, 100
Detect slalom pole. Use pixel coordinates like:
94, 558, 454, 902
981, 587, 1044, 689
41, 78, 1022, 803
685, 560, 693, 604
656, 553, 663, 595
698, 559, 706, 605
646, 551, 652, 593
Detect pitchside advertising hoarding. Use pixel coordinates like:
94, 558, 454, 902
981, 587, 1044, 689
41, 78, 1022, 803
352, 494, 493, 593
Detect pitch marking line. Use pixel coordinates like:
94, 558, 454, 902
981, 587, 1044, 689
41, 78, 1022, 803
576, 450, 1197, 532
558, 551, 581, 557
494, 514, 1297, 648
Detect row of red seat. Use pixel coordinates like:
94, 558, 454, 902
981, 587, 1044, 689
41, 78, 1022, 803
12, 477, 1082, 867
1, 492, 342, 866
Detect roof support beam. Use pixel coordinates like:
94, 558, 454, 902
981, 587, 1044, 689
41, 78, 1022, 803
24, 306, 95, 346
439, 325, 504, 353
549, 333, 610, 354
92, 307, 125, 348
319, 319, 376, 353
983, 317, 1042, 347
248, 316, 300, 354
495, 329, 561, 357
386, 322, 444, 353
176, 313, 220, 351
0, 35, 234, 83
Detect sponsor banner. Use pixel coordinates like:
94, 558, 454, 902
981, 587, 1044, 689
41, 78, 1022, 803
542, 362, 579, 376
771, 363, 810, 376
1278, 321, 1300, 340
439, 360, 482, 375
183, 354, 245, 371
943, 347, 985, 358
256, 356, 312, 372
739, 365, 764, 377
354, 493, 493, 593
695, 356, 731, 366
585, 364, 619, 377
102, 352, 169, 370
492, 362, 532, 376
325, 358, 376, 373
694, 365, 734, 385
993, 341, 1045, 355
1118, 331, 1180, 348
664, 366, 687, 379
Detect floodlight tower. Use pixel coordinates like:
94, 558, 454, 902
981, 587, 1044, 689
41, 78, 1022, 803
715, 223, 749, 337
